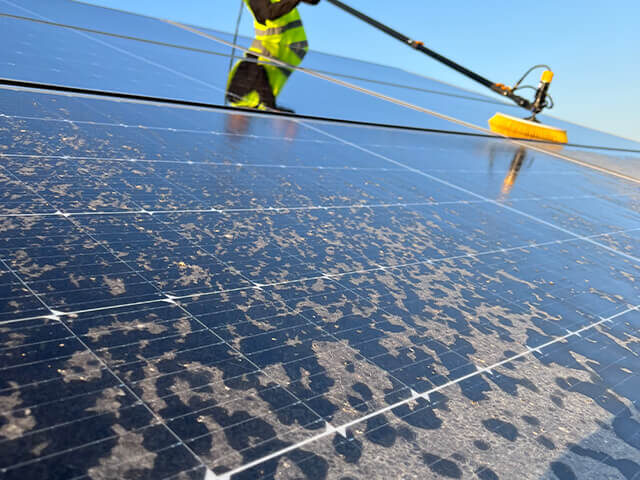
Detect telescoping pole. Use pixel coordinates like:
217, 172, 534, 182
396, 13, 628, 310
325, 0, 534, 110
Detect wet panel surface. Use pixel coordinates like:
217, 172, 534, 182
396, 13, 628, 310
3, 0, 640, 154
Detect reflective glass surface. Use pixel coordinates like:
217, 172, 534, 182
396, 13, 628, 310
2, 1, 640, 156
2, 0, 494, 101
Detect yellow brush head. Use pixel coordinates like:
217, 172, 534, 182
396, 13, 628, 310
489, 113, 568, 144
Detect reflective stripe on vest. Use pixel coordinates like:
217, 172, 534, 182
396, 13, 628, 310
257, 19, 303, 37
249, 38, 308, 63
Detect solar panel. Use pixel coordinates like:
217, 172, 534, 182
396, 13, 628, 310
1, 2, 639, 480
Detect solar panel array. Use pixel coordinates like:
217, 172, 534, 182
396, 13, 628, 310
1, 2, 640, 480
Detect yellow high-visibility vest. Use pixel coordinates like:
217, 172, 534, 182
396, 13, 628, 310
229, 0, 309, 108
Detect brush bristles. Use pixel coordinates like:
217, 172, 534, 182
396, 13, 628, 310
489, 113, 568, 144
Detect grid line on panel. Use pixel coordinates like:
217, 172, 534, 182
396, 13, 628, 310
0, 113, 337, 145
0, 399, 150, 446
0, 111, 349, 147
2, 225, 638, 328
63, 443, 201, 480
0, 365, 108, 396
0, 332, 76, 353
0, 12, 234, 58
2, 151, 616, 179
0, 368, 121, 411
2, 423, 158, 473
0, 264, 172, 291
1, 152, 405, 172
0, 89, 503, 143
0, 257, 51, 313
2, 422, 210, 480
3, 194, 638, 219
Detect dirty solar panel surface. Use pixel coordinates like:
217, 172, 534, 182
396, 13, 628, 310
1, 86, 640, 480
3, 0, 640, 156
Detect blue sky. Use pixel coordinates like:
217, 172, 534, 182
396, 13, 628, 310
83, 0, 639, 142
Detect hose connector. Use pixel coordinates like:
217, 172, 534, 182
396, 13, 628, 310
529, 70, 554, 118
541, 70, 554, 84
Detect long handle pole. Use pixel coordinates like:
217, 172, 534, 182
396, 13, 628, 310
326, 0, 533, 110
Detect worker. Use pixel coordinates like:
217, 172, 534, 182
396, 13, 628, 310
226, 0, 320, 111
